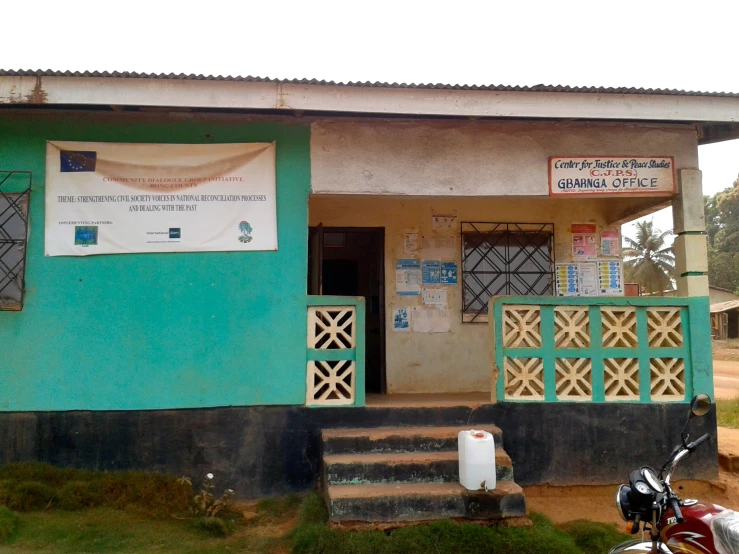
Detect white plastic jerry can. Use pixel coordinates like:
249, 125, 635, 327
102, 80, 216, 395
458, 429, 496, 492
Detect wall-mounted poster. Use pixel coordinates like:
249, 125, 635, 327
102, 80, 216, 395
422, 287, 447, 306
572, 223, 598, 260
601, 231, 620, 257
396, 259, 422, 295
556, 263, 580, 296
440, 262, 458, 284
432, 215, 457, 231
422, 260, 441, 285
549, 157, 675, 196
393, 307, 410, 332
45, 141, 277, 256
411, 307, 450, 333
404, 230, 419, 254
598, 260, 624, 296
578, 262, 599, 297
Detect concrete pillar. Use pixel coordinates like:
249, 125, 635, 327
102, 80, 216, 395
672, 169, 709, 297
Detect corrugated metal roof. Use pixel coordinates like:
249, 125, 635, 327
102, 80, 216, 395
2, 69, 739, 98
711, 300, 739, 313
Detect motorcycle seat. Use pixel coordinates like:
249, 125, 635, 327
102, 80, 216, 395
712, 510, 739, 554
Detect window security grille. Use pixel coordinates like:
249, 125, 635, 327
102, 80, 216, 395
0, 172, 31, 311
461, 222, 554, 322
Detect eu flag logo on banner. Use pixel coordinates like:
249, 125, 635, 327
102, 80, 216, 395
60, 150, 97, 172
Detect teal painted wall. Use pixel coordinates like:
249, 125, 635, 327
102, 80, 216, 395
0, 113, 311, 411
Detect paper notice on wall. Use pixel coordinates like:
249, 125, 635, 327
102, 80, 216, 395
440, 262, 458, 284
412, 306, 450, 333
432, 215, 457, 231
601, 231, 620, 257
396, 259, 421, 295
422, 287, 447, 306
556, 263, 580, 296
404, 230, 419, 255
598, 260, 624, 296
422, 260, 441, 285
572, 223, 598, 260
393, 307, 411, 332
421, 236, 457, 259
577, 262, 599, 297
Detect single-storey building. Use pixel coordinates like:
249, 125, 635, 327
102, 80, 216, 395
662, 285, 738, 305
0, 71, 732, 522
661, 287, 738, 340
711, 300, 739, 340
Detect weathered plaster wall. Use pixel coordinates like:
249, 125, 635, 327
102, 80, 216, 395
0, 112, 311, 411
310, 119, 699, 196
310, 118, 701, 393
310, 195, 625, 394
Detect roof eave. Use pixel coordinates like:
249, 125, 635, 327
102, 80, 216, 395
1, 75, 738, 127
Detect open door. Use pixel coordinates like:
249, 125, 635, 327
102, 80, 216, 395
308, 223, 323, 295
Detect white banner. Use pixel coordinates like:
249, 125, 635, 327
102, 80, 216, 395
549, 156, 675, 196
45, 141, 277, 256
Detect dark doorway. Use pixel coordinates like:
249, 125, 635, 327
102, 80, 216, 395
308, 227, 386, 394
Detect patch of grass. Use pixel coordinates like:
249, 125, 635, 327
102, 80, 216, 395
257, 494, 302, 520
560, 519, 627, 554
194, 516, 233, 537
717, 397, 739, 428
0, 463, 191, 516
298, 493, 328, 525
291, 506, 589, 554
4, 482, 58, 511
0, 507, 20, 541
727, 339, 739, 350
0, 507, 289, 554
57, 480, 103, 510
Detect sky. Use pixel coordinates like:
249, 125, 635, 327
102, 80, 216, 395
1, 0, 738, 239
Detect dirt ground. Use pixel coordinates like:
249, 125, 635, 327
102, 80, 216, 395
714, 340, 739, 363
526, 352, 739, 527
524, 472, 739, 527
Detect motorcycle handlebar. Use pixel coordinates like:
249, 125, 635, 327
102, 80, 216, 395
669, 496, 684, 524
688, 433, 710, 452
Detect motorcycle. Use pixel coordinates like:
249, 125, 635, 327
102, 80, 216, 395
610, 394, 739, 554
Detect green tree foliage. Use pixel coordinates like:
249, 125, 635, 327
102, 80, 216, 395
705, 174, 739, 293
623, 220, 675, 295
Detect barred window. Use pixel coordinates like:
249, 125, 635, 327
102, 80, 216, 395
0, 173, 31, 311
462, 223, 554, 322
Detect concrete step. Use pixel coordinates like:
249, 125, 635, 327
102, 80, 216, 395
324, 449, 514, 485
322, 425, 503, 455
327, 480, 526, 522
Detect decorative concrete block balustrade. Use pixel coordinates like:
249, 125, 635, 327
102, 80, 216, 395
490, 296, 713, 403
306, 296, 366, 407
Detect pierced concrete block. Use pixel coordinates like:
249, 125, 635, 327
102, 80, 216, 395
674, 234, 708, 275
673, 169, 705, 234
676, 274, 709, 298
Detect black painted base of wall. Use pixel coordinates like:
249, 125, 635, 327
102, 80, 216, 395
0, 403, 718, 498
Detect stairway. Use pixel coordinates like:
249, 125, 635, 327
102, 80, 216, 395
321, 425, 527, 525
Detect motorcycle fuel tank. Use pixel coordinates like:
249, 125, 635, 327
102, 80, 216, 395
660, 502, 726, 554
609, 540, 671, 553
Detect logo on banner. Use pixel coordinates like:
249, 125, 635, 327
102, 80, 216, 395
169, 228, 181, 239
74, 226, 98, 246
238, 221, 253, 243
60, 150, 97, 172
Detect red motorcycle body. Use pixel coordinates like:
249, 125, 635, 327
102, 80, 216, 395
660, 502, 727, 553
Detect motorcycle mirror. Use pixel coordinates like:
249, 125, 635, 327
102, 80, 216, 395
690, 394, 712, 418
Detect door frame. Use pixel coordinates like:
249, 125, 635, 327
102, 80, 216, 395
309, 226, 386, 394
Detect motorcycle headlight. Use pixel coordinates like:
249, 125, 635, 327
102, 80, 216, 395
615, 484, 631, 521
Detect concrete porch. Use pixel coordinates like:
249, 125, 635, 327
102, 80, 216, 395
365, 392, 492, 408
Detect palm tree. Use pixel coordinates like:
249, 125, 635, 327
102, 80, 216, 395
623, 220, 675, 295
